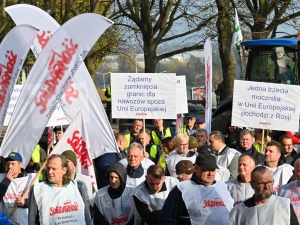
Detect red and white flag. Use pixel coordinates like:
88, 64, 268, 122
51, 111, 97, 189
5, 4, 118, 161
0, 25, 38, 132
0, 12, 113, 166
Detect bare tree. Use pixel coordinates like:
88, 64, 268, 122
216, 0, 235, 97
111, 0, 217, 73
231, 0, 300, 39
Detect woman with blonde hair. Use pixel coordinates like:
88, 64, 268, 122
165, 133, 198, 177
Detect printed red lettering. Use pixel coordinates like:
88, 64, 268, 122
35, 38, 78, 114
111, 215, 129, 225
202, 198, 225, 209
37, 30, 52, 49
67, 130, 93, 169
0, 50, 17, 108
65, 81, 79, 104
49, 201, 78, 216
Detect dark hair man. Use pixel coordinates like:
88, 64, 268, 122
257, 140, 294, 194
159, 154, 234, 224
93, 162, 135, 225
209, 131, 241, 179
132, 165, 178, 225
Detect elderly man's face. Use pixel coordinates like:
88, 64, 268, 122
127, 147, 144, 169
251, 170, 274, 200
196, 132, 208, 147
238, 156, 256, 177
46, 157, 67, 187
194, 164, 216, 186
240, 134, 254, 150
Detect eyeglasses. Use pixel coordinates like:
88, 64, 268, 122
253, 180, 274, 187
179, 144, 188, 147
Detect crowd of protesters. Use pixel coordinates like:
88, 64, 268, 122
1, 115, 300, 225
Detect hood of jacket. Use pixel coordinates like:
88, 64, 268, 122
106, 162, 127, 199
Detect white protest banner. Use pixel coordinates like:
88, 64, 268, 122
0, 25, 38, 132
0, 13, 113, 167
176, 76, 188, 114
6, 4, 118, 160
204, 38, 212, 134
111, 73, 177, 119
4, 85, 69, 127
51, 111, 97, 191
232, 80, 300, 131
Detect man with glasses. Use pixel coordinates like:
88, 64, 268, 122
280, 134, 298, 165
257, 140, 294, 194
230, 166, 299, 225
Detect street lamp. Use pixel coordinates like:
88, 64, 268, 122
96, 72, 110, 89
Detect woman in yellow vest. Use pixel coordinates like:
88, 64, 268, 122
158, 137, 176, 169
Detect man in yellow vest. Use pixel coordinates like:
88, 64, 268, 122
151, 119, 175, 145
125, 119, 143, 147
105, 85, 116, 123
25, 145, 47, 181
180, 113, 197, 136
139, 129, 161, 164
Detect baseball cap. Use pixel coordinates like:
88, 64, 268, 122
5, 152, 22, 162
53, 126, 66, 133
196, 116, 205, 124
189, 136, 198, 149
197, 145, 213, 155
195, 154, 219, 171
175, 160, 195, 175
185, 113, 196, 119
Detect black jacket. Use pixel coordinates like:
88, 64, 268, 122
236, 144, 265, 165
